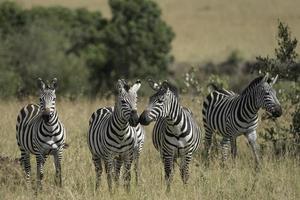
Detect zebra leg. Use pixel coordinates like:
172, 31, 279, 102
245, 131, 261, 170
20, 150, 31, 186
93, 156, 102, 190
114, 156, 122, 188
104, 159, 113, 193
180, 154, 192, 185
123, 156, 133, 192
230, 137, 237, 162
203, 127, 213, 167
134, 153, 140, 186
220, 137, 230, 167
163, 155, 174, 193
36, 154, 46, 191
54, 149, 63, 187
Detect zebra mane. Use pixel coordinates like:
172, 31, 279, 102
242, 75, 272, 94
162, 81, 179, 98
208, 83, 230, 95
151, 81, 179, 99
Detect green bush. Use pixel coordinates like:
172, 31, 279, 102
252, 21, 300, 157
0, 18, 89, 98
97, 0, 175, 92
0, 0, 175, 98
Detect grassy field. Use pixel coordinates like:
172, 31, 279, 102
0, 98, 299, 200
10, 0, 300, 63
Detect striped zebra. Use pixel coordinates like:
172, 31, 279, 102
16, 78, 66, 190
88, 79, 144, 192
202, 73, 282, 168
139, 80, 201, 192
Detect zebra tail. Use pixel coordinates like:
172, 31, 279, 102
63, 143, 70, 149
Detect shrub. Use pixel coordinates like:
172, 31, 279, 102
0, 1, 174, 97
95, 0, 175, 92
252, 21, 300, 157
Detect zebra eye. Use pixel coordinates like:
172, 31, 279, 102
157, 99, 164, 103
121, 100, 126, 104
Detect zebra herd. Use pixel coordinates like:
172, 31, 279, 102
15, 73, 282, 193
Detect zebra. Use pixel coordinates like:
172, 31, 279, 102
16, 78, 66, 190
139, 80, 201, 192
202, 73, 282, 169
88, 79, 144, 192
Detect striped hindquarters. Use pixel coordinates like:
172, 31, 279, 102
202, 90, 237, 135
16, 104, 40, 154
88, 107, 113, 157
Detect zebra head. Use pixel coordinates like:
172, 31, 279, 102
256, 73, 282, 118
38, 78, 57, 122
116, 79, 141, 127
139, 80, 177, 125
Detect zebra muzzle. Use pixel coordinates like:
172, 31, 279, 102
42, 113, 51, 121
42, 108, 53, 121
139, 110, 153, 126
129, 110, 139, 127
271, 105, 282, 118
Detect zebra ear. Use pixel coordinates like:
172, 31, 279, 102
270, 74, 278, 86
148, 78, 160, 91
161, 80, 169, 90
116, 79, 125, 93
51, 78, 58, 90
262, 72, 270, 83
37, 78, 45, 90
129, 80, 141, 93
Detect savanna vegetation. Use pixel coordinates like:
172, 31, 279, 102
0, 0, 174, 98
0, 98, 299, 200
0, 0, 299, 199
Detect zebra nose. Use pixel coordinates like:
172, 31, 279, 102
129, 110, 139, 127
272, 106, 282, 117
139, 110, 152, 126
43, 108, 51, 115
42, 108, 52, 121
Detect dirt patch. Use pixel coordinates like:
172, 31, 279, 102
0, 155, 23, 186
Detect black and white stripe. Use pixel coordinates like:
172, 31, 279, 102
202, 73, 282, 168
88, 79, 144, 192
16, 78, 66, 190
139, 80, 200, 192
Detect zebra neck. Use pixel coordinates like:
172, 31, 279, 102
166, 98, 183, 126
111, 109, 129, 135
41, 112, 59, 133
239, 92, 260, 119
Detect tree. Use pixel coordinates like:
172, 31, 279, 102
254, 21, 299, 81
93, 0, 175, 92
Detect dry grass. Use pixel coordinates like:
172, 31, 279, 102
8, 0, 300, 62
0, 98, 299, 200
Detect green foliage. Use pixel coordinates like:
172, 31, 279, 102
254, 21, 299, 81
253, 20, 300, 157
275, 21, 298, 63
291, 105, 300, 155
183, 50, 246, 99
98, 0, 174, 92
0, 0, 174, 98
0, 2, 26, 36
260, 108, 295, 157
183, 66, 229, 103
